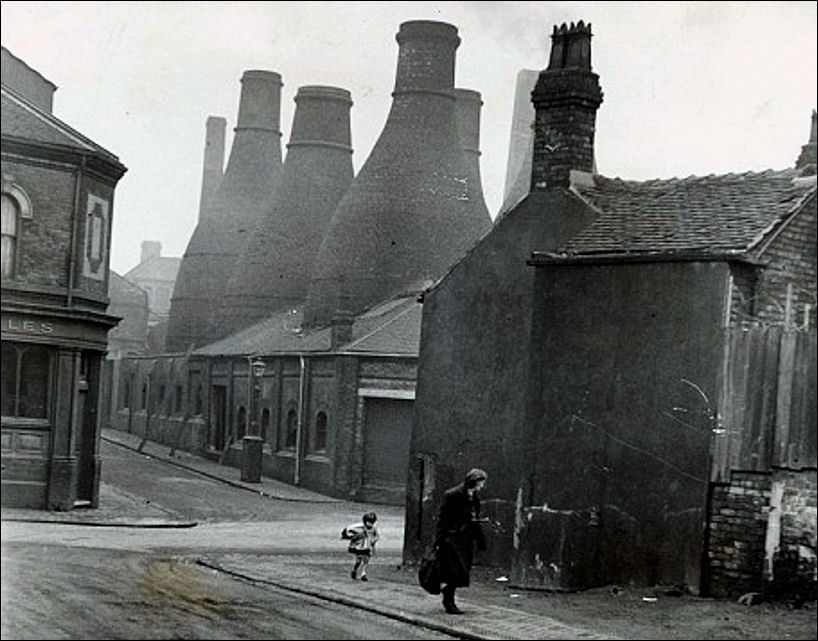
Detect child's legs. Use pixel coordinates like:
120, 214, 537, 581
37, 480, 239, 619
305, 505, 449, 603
352, 553, 364, 573
358, 553, 370, 576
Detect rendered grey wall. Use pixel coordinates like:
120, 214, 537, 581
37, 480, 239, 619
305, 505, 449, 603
404, 190, 596, 563
517, 260, 729, 592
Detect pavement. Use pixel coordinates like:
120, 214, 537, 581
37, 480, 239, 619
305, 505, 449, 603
1, 428, 617, 640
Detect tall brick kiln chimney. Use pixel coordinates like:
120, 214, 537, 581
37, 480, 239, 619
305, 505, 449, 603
217, 85, 355, 334
500, 69, 538, 214
303, 20, 492, 327
166, 70, 283, 352
198, 116, 226, 220
531, 21, 603, 190
453, 88, 490, 221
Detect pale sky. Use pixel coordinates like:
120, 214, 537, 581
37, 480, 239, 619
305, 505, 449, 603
1, 1, 816, 275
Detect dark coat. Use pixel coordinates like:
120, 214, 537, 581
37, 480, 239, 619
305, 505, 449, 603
435, 482, 486, 587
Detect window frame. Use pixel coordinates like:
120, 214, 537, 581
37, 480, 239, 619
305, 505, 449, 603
1, 183, 33, 280
1, 342, 52, 422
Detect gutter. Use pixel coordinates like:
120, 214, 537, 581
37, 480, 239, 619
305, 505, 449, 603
528, 250, 764, 267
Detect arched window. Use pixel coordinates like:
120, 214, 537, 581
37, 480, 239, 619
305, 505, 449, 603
260, 408, 271, 443
285, 408, 298, 449
1, 193, 19, 278
313, 411, 328, 452
1, 343, 50, 418
237, 406, 247, 440
1, 185, 32, 279
194, 385, 203, 415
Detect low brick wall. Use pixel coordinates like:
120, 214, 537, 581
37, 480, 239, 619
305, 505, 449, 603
707, 471, 771, 598
706, 468, 817, 602
768, 469, 817, 604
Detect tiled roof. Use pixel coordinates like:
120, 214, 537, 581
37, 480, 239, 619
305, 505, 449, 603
559, 169, 816, 257
343, 297, 422, 354
193, 295, 420, 357
1, 86, 120, 161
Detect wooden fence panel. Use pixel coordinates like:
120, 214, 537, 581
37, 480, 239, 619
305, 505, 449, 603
717, 327, 816, 478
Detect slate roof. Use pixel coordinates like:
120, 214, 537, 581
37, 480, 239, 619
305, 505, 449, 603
193, 295, 421, 357
1, 85, 121, 163
555, 169, 816, 258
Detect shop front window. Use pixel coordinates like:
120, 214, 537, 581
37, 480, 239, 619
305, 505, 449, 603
1, 343, 50, 419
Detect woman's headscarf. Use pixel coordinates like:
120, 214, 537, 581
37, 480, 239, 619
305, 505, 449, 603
464, 468, 487, 488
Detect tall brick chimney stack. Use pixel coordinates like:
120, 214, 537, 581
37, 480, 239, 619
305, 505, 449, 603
530, 21, 603, 190
198, 116, 226, 221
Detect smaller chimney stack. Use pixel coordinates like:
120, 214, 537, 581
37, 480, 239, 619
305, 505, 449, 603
795, 109, 817, 174
140, 240, 161, 264
198, 116, 226, 220
531, 21, 603, 190
330, 311, 355, 350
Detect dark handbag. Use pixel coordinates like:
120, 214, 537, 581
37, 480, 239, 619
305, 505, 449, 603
418, 546, 441, 594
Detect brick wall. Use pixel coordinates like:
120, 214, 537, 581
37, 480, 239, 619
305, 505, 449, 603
768, 468, 817, 604
706, 468, 817, 602
756, 192, 817, 329
707, 471, 771, 597
2, 158, 74, 288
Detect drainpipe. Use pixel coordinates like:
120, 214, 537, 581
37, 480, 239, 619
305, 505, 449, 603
295, 355, 306, 485
67, 155, 86, 307
138, 366, 152, 453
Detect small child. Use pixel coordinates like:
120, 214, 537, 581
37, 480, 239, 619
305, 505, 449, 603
341, 511, 379, 581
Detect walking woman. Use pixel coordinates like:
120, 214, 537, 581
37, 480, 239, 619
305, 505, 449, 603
435, 468, 488, 614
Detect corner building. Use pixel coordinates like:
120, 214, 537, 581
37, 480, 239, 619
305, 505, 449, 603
1, 47, 126, 509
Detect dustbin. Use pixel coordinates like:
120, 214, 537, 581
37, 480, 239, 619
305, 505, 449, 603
240, 435, 264, 483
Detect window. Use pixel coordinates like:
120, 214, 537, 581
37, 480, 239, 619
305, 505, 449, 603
237, 406, 247, 440
123, 380, 131, 409
260, 408, 270, 443
194, 385, 203, 415
313, 411, 328, 452
141, 383, 147, 409
285, 408, 298, 449
2, 185, 33, 279
175, 384, 183, 414
1, 193, 19, 278
1, 343, 50, 418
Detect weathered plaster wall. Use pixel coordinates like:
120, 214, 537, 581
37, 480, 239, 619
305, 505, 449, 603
517, 260, 728, 591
